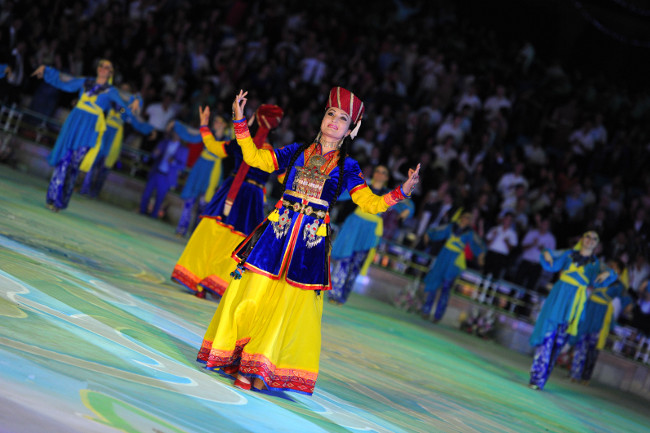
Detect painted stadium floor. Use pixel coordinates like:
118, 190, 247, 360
0, 167, 648, 433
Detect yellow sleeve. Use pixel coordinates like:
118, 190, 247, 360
234, 120, 278, 173
199, 127, 228, 158
350, 185, 406, 214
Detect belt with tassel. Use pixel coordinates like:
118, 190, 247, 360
267, 190, 330, 237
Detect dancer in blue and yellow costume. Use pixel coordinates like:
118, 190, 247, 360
421, 210, 485, 321
170, 115, 231, 237
529, 231, 617, 390
79, 97, 154, 198
171, 104, 283, 296
328, 165, 404, 305
570, 258, 629, 384
31, 61, 139, 211
0, 64, 10, 79
197, 88, 420, 394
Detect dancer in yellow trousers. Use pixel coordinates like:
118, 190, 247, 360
171, 103, 283, 297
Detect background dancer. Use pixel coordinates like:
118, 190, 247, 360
421, 210, 485, 322
138, 128, 188, 218
170, 114, 230, 237
328, 165, 393, 305
0, 64, 10, 79
79, 90, 155, 198
528, 231, 617, 390
32, 61, 139, 212
570, 258, 629, 384
171, 103, 283, 297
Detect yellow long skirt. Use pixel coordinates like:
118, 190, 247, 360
197, 271, 324, 395
171, 218, 245, 295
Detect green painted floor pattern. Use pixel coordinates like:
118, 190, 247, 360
0, 166, 648, 433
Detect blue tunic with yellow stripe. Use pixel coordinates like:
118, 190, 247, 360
43, 66, 131, 166
423, 223, 485, 291
173, 122, 224, 202
575, 280, 625, 350
530, 250, 617, 347
201, 139, 274, 235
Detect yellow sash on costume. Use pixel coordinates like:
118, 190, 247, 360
352, 208, 383, 235
104, 110, 124, 168
353, 208, 384, 276
78, 93, 108, 172
560, 262, 589, 336
589, 288, 614, 350
200, 149, 222, 202
443, 234, 467, 270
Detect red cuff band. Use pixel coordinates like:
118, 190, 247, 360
234, 120, 250, 139
383, 185, 406, 207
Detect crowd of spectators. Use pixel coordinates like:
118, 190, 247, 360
1, 0, 650, 338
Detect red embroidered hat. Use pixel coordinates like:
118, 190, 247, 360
256, 104, 284, 130
253, 104, 284, 147
327, 87, 364, 124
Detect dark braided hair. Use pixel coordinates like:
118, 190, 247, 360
325, 136, 351, 252
280, 142, 312, 192
328, 137, 351, 211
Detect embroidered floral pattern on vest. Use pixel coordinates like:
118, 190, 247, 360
272, 209, 291, 239
303, 220, 322, 248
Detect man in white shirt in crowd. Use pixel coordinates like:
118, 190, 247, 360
513, 217, 556, 291
628, 253, 650, 293
484, 211, 519, 280
145, 92, 179, 132
568, 120, 595, 158
455, 84, 482, 116
497, 162, 528, 209
483, 211, 519, 308
436, 113, 464, 145
483, 85, 512, 120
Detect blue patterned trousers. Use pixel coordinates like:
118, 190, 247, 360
328, 250, 368, 304
80, 156, 109, 198
422, 279, 454, 321
570, 332, 599, 381
529, 323, 569, 389
46, 146, 90, 210
175, 197, 206, 236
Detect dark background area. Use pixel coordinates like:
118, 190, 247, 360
456, 0, 650, 85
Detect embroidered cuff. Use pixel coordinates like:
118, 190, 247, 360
200, 126, 212, 138
233, 119, 250, 139
383, 185, 406, 207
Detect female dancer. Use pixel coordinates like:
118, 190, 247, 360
171, 114, 230, 237
171, 103, 283, 297
197, 88, 419, 394
570, 259, 628, 384
328, 165, 391, 305
32, 61, 139, 211
79, 95, 154, 198
529, 231, 617, 390
420, 210, 486, 322
0, 64, 10, 79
